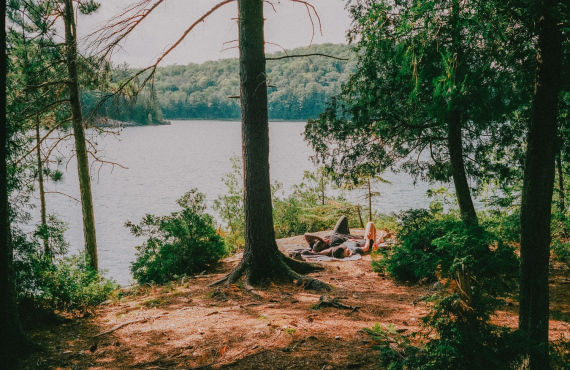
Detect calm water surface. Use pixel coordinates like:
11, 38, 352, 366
35, 120, 432, 285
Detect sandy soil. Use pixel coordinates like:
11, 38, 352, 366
21, 232, 570, 369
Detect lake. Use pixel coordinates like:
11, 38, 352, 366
33, 120, 433, 285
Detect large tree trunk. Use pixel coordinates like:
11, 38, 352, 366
447, 0, 478, 227
518, 0, 562, 367
35, 121, 49, 254
63, 0, 98, 270
0, 1, 28, 363
213, 0, 324, 289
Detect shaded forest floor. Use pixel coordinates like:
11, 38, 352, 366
22, 232, 570, 369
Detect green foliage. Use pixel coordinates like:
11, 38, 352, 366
272, 170, 361, 238
127, 189, 226, 285
374, 208, 519, 290
151, 44, 353, 121
213, 161, 362, 243
14, 215, 116, 311
410, 294, 528, 370
373, 209, 451, 283
371, 208, 521, 369
305, 0, 531, 196
213, 157, 245, 251
551, 211, 569, 264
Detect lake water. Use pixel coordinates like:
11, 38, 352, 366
32, 120, 433, 285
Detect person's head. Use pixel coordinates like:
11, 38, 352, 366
313, 239, 327, 251
333, 247, 347, 258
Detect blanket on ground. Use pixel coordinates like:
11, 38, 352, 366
287, 248, 362, 262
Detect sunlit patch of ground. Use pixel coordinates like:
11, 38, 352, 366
22, 233, 569, 369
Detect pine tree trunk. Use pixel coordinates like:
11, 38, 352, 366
35, 122, 49, 255
63, 0, 98, 270
0, 1, 27, 362
518, 1, 562, 367
212, 0, 324, 289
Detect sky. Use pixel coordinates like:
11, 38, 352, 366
78, 0, 352, 68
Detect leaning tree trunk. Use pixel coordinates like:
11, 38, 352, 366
0, 1, 28, 363
213, 0, 324, 289
447, 110, 478, 226
518, 0, 562, 368
63, 0, 98, 270
447, 0, 478, 227
35, 121, 49, 255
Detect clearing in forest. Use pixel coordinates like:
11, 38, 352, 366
24, 233, 570, 369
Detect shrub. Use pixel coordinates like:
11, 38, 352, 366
372, 209, 453, 283
14, 215, 117, 312
127, 189, 227, 284
213, 157, 245, 251
370, 208, 521, 369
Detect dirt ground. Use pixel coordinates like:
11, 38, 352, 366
21, 232, 570, 369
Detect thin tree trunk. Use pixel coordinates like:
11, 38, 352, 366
447, 0, 478, 227
356, 205, 365, 228
367, 177, 372, 222
556, 152, 565, 213
518, 1, 562, 367
320, 174, 325, 206
0, 1, 28, 362
447, 110, 478, 226
63, 0, 98, 270
212, 0, 324, 289
35, 121, 49, 254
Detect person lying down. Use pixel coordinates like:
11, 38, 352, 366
303, 215, 388, 259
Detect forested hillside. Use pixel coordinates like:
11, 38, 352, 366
154, 43, 353, 120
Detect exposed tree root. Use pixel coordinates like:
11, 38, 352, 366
282, 254, 324, 274
210, 250, 329, 291
93, 313, 168, 338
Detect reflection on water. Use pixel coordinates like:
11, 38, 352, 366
32, 120, 432, 285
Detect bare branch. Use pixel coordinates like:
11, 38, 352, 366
266, 53, 348, 61
290, 0, 322, 45
44, 191, 80, 203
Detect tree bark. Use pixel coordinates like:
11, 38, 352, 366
447, 109, 478, 226
0, 1, 28, 362
63, 0, 98, 270
212, 0, 324, 289
35, 121, 49, 255
518, 1, 562, 367
447, 0, 478, 227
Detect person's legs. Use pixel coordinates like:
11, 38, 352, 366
333, 215, 350, 235
363, 221, 376, 252
317, 245, 347, 258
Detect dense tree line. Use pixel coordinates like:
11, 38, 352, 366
151, 43, 352, 121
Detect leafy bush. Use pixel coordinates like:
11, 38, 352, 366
372, 209, 451, 283
214, 162, 363, 242
14, 215, 116, 311
213, 157, 245, 251
127, 189, 227, 284
370, 208, 521, 369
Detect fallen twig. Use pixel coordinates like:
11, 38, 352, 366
93, 313, 167, 337
313, 295, 360, 311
